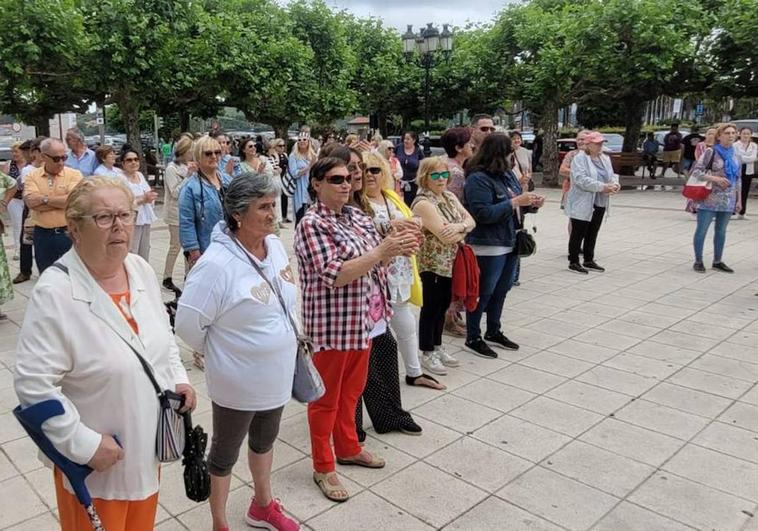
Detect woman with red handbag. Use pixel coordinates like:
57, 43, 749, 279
691, 123, 742, 273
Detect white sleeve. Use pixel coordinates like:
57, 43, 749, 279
13, 284, 102, 465
175, 259, 224, 353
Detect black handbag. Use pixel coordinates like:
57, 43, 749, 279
515, 229, 537, 257
182, 411, 210, 502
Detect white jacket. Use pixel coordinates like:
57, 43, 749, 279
734, 140, 757, 176
566, 151, 618, 222
14, 250, 189, 500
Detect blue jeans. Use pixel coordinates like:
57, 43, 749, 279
693, 209, 731, 263
33, 226, 72, 273
466, 252, 518, 341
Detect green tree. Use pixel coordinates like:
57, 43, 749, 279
708, 0, 758, 99
0, 0, 91, 135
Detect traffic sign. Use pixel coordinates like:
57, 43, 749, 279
695, 103, 704, 116
11, 123, 21, 133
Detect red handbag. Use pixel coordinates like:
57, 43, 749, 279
682, 151, 715, 201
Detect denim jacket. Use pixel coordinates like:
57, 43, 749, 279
463, 169, 521, 248
178, 171, 232, 253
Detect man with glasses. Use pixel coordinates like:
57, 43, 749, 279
213, 133, 241, 178
64, 128, 97, 177
470, 114, 496, 153
23, 139, 83, 272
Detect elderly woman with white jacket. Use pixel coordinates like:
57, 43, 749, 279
175, 173, 300, 531
14, 176, 195, 531
565, 131, 620, 274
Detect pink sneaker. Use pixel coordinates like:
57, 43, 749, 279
245, 498, 300, 531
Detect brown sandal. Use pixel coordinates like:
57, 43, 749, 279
337, 450, 385, 469
313, 472, 349, 502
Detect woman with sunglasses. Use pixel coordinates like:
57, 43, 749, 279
120, 149, 157, 261
412, 157, 475, 374
295, 157, 418, 503
395, 132, 425, 207
289, 132, 317, 224
179, 136, 232, 369
377, 140, 403, 193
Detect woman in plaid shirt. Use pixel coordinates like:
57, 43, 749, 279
295, 157, 420, 503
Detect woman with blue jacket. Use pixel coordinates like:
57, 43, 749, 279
463, 134, 543, 359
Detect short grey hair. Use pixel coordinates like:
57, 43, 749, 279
223, 172, 280, 232
65, 127, 85, 142
40, 138, 65, 153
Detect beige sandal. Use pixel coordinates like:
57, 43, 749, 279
313, 472, 349, 502
337, 450, 386, 469
192, 351, 205, 371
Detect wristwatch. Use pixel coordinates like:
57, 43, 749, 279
42, 195, 49, 205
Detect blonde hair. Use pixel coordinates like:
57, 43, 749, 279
174, 136, 194, 160
715, 122, 738, 143
344, 134, 358, 146
290, 136, 316, 160
359, 152, 393, 216
11, 141, 23, 150
192, 135, 222, 164
65, 175, 134, 227
377, 140, 395, 159
416, 156, 448, 190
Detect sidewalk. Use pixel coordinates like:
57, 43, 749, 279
1, 188, 757, 530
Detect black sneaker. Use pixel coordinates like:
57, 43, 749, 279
568, 263, 588, 274
583, 261, 605, 272
712, 262, 734, 273
464, 338, 498, 359
693, 262, 706, 273
484, 331, 520, 351
163, 278, 183, 296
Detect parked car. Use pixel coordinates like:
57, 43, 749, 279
557, 138, 578, 164
601, 133, 624, 153
0, 136, 14, 162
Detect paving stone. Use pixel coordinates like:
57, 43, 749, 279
668, 367, 753, 399
642, 381, 732, 418
509, 396, 604, 437
546, 339, 619, 364
519, 351, 594, 378
497, 466, 618, 531
577, 366, 658, 396
444, 496, 563, 530
614, 399, 710, 440
546, 380, 632, 415
488, 364, 567, 394
452, 378, 536, 413
719, 402, 758, 432
309, 491, 432, 531
473, 415, 571, 463
412, 394, 502, 434
579, 418, 683, 467
0, 476, 48, 528
592, 501, 697, 531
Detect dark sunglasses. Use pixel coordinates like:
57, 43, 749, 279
123, 157, 139, 163
203, 150, 222, 158
430, 170, 450, 180
323, 174, 353, 185
479, 126, 496, 133
44, 153, 67, 163
347, 162, 364, 172
365, 167, 382, 175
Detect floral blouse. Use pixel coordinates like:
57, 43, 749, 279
412, 189, 464, 278
691, 147, 741, 213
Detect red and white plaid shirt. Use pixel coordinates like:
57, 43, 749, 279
295, 200, 391, 351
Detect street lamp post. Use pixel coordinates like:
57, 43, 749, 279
402, 23, 454, 142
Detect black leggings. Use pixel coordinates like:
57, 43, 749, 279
418, 272, 452, 352
281, 193, 289, 219
740, 167, 752, 215
568, 206, 606, 263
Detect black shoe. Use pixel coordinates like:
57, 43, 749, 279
569, 263, 588, 274
464, 338, 498, 359
163, 278, 183, 296
12, 272, 30, 284
712, 262, 734, 273
484, 331, 520, 351
693, 262, 706, 273
512, 280, 520, 287
583, 261, 605, 272
399, 420, 423, 436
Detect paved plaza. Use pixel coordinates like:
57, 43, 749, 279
1, 187, 758, 530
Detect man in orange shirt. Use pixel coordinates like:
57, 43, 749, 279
23, 139, 83, 272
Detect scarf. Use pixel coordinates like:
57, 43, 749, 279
714, 143, 740, 184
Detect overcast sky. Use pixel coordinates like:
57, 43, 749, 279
289, 0, 514, 31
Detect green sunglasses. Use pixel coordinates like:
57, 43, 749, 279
430, 170, 450, 180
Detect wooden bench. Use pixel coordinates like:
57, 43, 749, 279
609, 152, 643, 176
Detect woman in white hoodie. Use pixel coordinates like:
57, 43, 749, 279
175, 173, 299, 531
734, 127, 757, 219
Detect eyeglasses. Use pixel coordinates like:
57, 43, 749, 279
478, 126, 496, 133
323, 174, 353, 185
203, 150, 222, 158
276, 144, 285, 148
347, 162, 364, 172
82, 211, 137, 229
365, 167, 382, 175
430, 170, 450, 180
123, 157, 139, 163
44, 153, 67, 163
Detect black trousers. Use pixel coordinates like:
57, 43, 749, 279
281, 193, 289, 219
740, 167, 752, 215
33, 226, 71, 273
355, 330, 415, 440
418, 271, 452, 352
19, 206, 33, 276
568, 206, 606, 264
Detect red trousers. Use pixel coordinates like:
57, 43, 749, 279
308, 347, 370, 473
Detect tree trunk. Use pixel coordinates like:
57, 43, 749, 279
117, 92, 143, 159
179, 110, 190, 132
539, 98, 560, 187
273, 123, 289, 141
32, 115, 50, 137
622, 99, 645, 152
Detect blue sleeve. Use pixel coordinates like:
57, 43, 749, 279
463, 174, 513, 225
178, 184, 199, 252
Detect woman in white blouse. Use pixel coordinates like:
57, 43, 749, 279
14, 176, 195, 531
175, 173, 299, 531
120, 149, 157, 260
93, 145, 125, 179
734, 127, 757, 219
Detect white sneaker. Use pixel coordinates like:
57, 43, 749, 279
435, 346, 460, 368
738, 214, 748, 220
421, 352, 447, 375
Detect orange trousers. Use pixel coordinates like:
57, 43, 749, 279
54, 468, 158, 531
308, 347, 370, 473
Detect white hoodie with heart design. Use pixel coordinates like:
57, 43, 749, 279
176, 222, 298, 411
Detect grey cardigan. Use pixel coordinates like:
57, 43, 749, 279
565, 151, 618, 221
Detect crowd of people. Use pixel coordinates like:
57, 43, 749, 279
0, 115, 754, 530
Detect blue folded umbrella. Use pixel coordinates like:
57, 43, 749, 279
13, 399, 105, 530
